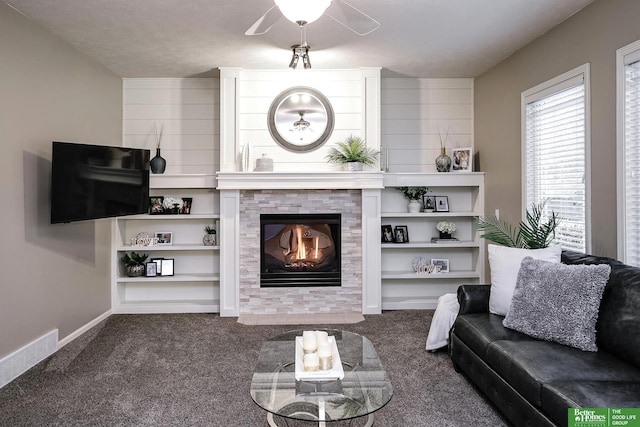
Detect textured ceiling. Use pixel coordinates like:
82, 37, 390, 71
5, 0, 595, 78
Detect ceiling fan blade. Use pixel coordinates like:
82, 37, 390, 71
325, 0, 380, 36
245, 5, 282, 36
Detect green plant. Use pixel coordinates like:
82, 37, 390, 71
204, 225, 216, 234
398, 186, 429, 201
120, 251, 148, 266
325, 135, 379, 165
477, 201, 560, 249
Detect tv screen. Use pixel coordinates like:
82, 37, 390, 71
51, 141, 150, 224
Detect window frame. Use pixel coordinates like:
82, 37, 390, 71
616, 40, 640, 263
521, 63, 591, 253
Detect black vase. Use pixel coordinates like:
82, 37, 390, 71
150, 148, 166, 174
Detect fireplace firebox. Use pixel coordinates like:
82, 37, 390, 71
260, 214, 341, 287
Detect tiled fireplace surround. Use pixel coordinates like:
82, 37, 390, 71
217, 172, 384, 318
239, 189, 362, 315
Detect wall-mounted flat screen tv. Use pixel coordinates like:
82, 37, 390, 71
51, 141, 150, 224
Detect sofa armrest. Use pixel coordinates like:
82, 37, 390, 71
457, 284, 491, 315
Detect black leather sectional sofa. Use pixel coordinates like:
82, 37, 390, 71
450, 251, 640, 427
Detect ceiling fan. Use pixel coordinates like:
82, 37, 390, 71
245, 0, 380, 36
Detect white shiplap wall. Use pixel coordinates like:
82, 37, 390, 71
123, 78, 219, 174
381, 78, 474, 172
121, 75, 473, 174
237, 69, 365, 172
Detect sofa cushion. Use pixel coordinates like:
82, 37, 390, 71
503, 257, 610, 352
453, 313, 536, 358
562, 250, 640, 369
485, 340, 640, 408
488, 244, 562, 316
542, 381, 640, 427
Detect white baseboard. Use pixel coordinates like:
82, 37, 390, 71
58, 309, 112, 349
0, 330, 58, 389
0, 309, 112, 389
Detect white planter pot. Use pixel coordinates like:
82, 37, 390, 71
408, 200, 421, 213
343, 162, 363, 171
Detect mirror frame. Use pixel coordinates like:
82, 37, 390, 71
267, 86, 335, 152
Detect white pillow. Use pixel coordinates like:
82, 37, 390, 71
488, 244, 562, 316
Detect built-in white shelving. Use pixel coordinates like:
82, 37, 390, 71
380, 172, 485, 310
111, 174, 221, 314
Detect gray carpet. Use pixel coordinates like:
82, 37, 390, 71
0, 311, 509, 426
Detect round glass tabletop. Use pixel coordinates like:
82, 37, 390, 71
250, 330, 393, 425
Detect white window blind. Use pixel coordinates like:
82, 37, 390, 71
623, 59, 640, 266
523, 69, 588, 252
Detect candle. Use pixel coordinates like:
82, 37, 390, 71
318, 342, 332, 358
302, 330, 317, 354
315, 330, 329, 347
303, 352, 320, 371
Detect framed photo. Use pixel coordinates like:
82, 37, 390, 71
423, 195, 436, 212
394, 225, 409, 243
150, 258, 163, 275
431, 258, 450, 273
452, 147, 473, 172
155, 231, 173, 245
179, 197, 193, 214
381, 225, 394, 243
160, 258, 174, 276
149, 196, 164, 214
145, 262, 157, 277
435, 196, 449, 212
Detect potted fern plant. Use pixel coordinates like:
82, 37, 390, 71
477, 201, 560, 249
326, 135, 379, 171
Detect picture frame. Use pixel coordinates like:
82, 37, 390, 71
149, 196, 164, 215
452, 147, 473, 172
145, 262, 157, 277
160, 258, 175, 276
435, 196, 449, 212
150, 258, 163, 275
155, 231, 173, 245
430, 258, 450, 273
423, 195, 436, 212
381, 225, 394, 243
179, 197, 193, 214
394, 225, 409, 243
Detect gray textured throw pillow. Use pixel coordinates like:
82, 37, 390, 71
503, 257, 611, 352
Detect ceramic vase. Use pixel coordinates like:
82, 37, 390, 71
202, 234, 216, 246
150, 148, 166, 174
125, 264, 145, 277
408, 200, 421, 213
435, 147, 451, 172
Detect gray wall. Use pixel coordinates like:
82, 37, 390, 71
475, 0, 640, 258
0, 3, 122, 358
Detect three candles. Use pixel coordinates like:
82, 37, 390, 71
302, 330, 333, 371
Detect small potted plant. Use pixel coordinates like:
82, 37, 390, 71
436, 221, 457, 239
398, 186, 429, 213
325, 135, 380, 171
121, 251, 148, 277
203, 225, 217, 246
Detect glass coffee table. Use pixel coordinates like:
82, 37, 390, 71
250, 330, 393, 426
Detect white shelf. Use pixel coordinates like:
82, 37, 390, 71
117, 244, 219, 251
121, 214, 220, 220
116, 274, 220, 283
381, 271, 480, 280
381, 211, 479, 218
381, 241, 480, 249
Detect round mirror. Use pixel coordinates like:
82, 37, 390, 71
267, 86, 334, 152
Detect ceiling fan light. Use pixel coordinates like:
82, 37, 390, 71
289, 53, 300, 69
302, 53, 311, 69
275, 0, 331, 25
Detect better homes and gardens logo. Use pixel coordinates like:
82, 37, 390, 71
569, 408, 640, 427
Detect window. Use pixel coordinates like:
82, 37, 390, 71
617, 41, 640, 266
522, 64, 590, 252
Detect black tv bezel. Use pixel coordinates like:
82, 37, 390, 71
50, 141, 150, 224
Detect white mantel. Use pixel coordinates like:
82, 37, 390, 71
216, 171, 384, 190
